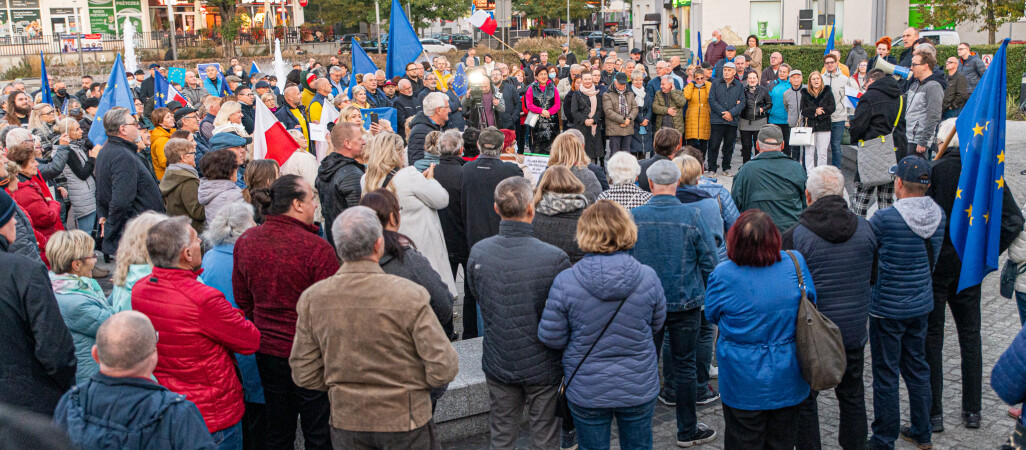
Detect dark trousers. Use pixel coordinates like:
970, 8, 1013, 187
723, 402, 801, 449
796, 347, 868, 450
695, 313, 714, 392
739, 130, 758, 165
927, 278, 982, 416
329, 421, 440, 450
652, 309, 702, 440
708, 124, 738, 172
686, 139, 709, 157
242, 402, 266, 450
608, 135, 633, 155
256, 353, 332, 450
869, 315, 932, 448
773, 123, 799, 160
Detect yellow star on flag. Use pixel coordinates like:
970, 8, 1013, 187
966, 204, 974, 226
997, 177, 1005, 190
973, 122, 986, 136
955, 188, 962, 199
984, 212, 991, 223
998, 150, 1005, 164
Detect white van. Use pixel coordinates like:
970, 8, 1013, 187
919, 30, 962, 46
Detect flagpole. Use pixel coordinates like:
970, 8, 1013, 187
935, 124, 958, 161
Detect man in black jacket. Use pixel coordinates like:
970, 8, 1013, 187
0, 189, 77, 416
849, 70, 902, 217
317, 122, 366, 248
407, 92, 449, 165
236, 86, 256, 135
467, 176, 571, 448
95, 108, 166, 256
925, 118, 1025, 432
497, 72, 522, 132
404, 62, 426, 98
434, 130, 467, 290
461, 128, 524, 339
393, 79, 421, 140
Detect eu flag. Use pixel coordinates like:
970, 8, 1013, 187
696, 32, 702, 63
349, 38, 379, 96
950, 39, 1010, 292
39, 52, 53, 107
385, 0, 424, 80
452, 63, 467, 97
153, 70, 169, 108
359, 107, 398, 131
88, 54, 137, 146
216, 70, 233, 97
824, 21, 835, 55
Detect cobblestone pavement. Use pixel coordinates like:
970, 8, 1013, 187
445, 121, 1026, 449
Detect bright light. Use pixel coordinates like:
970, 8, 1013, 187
468, 71, 489, 86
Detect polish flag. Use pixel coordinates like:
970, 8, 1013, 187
168, 84, 188, 107
253, 98, 300, 167
469, 10, 497, 36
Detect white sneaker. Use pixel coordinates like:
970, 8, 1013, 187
709, 365, 718, 379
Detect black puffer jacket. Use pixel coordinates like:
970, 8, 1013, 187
800, 88, 836, 132
406, 112, 442, 165
0, 236, 77, 416
740, 84, 772, 121
850, 76, 902, 142
467, 220, 571, 385
782, 196, 877, 349
315, 152, 365, 248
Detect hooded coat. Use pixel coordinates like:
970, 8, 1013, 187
868, 197, 945, 319
160, 164, 205, 233
197, 178, 244, 229
406, 112, 443, 165
849, 76, 902, 142
845, 45, 869, 73
49, 273, 114, 384
782, 195, 877, 349
532, 193, 588, 264
538, 252, 666, 409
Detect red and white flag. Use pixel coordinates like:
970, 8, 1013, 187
469, 10, 497, 36
167, 84, 188, 107
253, 98, 300, 167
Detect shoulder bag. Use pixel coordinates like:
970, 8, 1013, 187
554, 298, 628, 431
786, 250, 846, 391
856, 95, 903, 187
789, 117, 814, 147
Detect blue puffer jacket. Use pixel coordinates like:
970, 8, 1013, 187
782, 195, 877, 349
538, 252, 666, 409
698, 177, 740, 262
54, 373, 216, 450
768, 81, 790, 124
869, 197, 945, 319
631, 195, 718, 312
50, 273, 115, 384
676, 186, 725, 262
706, 251, 816, 411
993, 325, 1026, 419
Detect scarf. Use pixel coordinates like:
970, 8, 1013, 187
49, 272, 106, 302
631, 85, 646, 108
580, 85, 599, 135
536, 192, 589, 216
617, 86, 628, 118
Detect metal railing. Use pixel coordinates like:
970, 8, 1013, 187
0, 27, 310, 57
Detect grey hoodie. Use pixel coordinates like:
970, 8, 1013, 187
197, 178, 244, 227
893, 195, 943, 238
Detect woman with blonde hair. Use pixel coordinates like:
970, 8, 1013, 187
350, 85, 371, 109
799, 71, 835, 168
28, 102, 59, 157
261, 92, 278, 113
341, 104, 392, 136
539, 199, 666, 448
46, 229, 113, 383
212, 100, 247, 136
53, 118, 99, 234
548, 132, 602, 203
362, 131, 456, 296
533, 165, 588, 263
109, 211, 169, 311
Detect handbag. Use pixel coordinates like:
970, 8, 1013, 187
525, 112, 540, 127
1001, 260, 1026, 299
786, 251, 846, 391
856, 96, 903, 187
555, 297, 628, 431
789, 118, 814, 147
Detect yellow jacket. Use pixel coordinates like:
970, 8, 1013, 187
150, 126, 175, 180
682, 83, 711, 140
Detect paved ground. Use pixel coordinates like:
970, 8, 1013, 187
444, 121, 1026, 449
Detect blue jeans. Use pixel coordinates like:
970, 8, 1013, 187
653, 309, 701, 439
76, 211, 96, 235
869, 315, 932, 448
695, 313, 714, 393
1016, 291, 1026, 326
570, 399, 656, 450
211, 421, 243, 450
830, 121, 845, 168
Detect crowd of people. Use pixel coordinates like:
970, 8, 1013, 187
0, 23, 1022, 450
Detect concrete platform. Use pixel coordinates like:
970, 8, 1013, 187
435, 338, 491, 441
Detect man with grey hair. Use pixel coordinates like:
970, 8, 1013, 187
781, 164, 877, 449
318, 122, 366, 247
460, 127, 524, 339
466, 176, 571, 448
94, 106, 165, 255
182, 70, 207, 107
291, 206, 457, 449
54, 311, 217, 449
132, 217, 260, 444
557, 64, 583, 97
761, 52, 784, 86
393, 79, 421, 139
731, 124, 807, 231
407, 91, 450, 164
328, 65, 346, 97
363, 72, 389, 107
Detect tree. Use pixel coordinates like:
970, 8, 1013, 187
205, 0, 246, 57
916, 0, 1025, 44
305, 0, 466, 32
515, 0, 591, 28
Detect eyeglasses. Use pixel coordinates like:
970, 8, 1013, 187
78, 254, 97, 261
185, 151, 197, 156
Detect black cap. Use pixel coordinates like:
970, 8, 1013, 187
255, 80, 270, 89
630, 48, 642, 54
614, 72, 629, 85
173, 106, 197, 123
148, 63, 160, 69
889, 156, 932, 184
165, 101, 183, 111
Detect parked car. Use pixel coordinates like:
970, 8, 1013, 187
421, 38, 457, 53
584, 31, 617, 48
541, 29, 565, 38
339, 33, 368, 50
892, 29, 961, 48
445, 34, 474, 50
361, 36, 387, 53
613, 29, 632, 46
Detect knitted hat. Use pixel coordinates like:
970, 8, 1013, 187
0, 189, 16, 228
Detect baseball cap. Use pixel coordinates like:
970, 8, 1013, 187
725, 45, 736, 51
614, 72, 629, 84
209, 132, 253, 150
383, 80, 396, 87
647, 159, 682, 185
165, 101, 183, 111
225, 75, 242, 83
477, 127, 504, 152
789, 69, 803, 77
630, 48, 642, 55
722, 62, 736, 69
757, 124, 784, 147
148, 63, 160, 69
173, 106, 198, 123
255, 80, 271, 89
889, 156, 932, 184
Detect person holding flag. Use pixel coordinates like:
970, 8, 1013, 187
203, 65, 222, 96
927, 39, 1025, 432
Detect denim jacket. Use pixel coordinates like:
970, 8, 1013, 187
630, 195, 718, 312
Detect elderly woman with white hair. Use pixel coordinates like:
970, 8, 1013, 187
211, 100, 248, 137
597, 152, 653, 209
46, 229, 114, 383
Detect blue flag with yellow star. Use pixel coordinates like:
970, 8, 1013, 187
452, 63, 467, 97
88, 53, 137, 147
950, 39, 1010, 292
153, 70, 169, 108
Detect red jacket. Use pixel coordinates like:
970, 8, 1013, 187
132, 267, 261, 433
11, 180, 64, 247
233, 214, 339, 358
